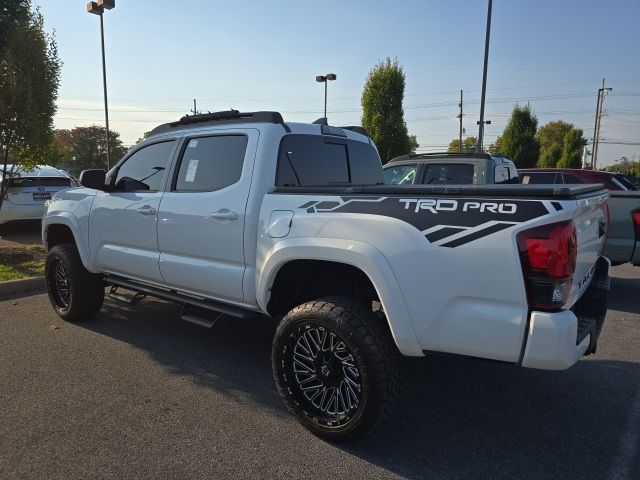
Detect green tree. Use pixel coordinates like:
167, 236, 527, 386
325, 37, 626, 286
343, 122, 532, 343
448, 136, 477, 153
135, 130, 153, 144
487, 135, 504, 155
408, 134, 419, 154
0, 1, 61, 210
536, 120, 573, 167
499, 104, 539, 168
557, 128, 586, 168
361, 57, 416, 163
60, 126, 128, 176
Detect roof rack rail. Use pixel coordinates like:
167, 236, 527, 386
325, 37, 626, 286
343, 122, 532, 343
148, 110, 287, 136
388, 151, 491, 163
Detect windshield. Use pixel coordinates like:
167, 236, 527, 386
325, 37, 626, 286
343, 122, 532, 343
383, 164, 417, 185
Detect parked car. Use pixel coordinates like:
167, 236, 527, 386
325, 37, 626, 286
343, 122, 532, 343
383, 152, 519, 185
519, 168, 640, 266
518, 168, 638, 191
0, 165, 77, 225
42, 111, 610, 440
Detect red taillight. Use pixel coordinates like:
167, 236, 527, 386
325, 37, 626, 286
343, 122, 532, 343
633, 209, 640, 239
517, 220, 577, 311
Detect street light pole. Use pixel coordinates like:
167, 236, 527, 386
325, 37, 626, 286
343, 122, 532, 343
99, 13, 111, 170
591, 78, 612, 170
87, 0, 115, 170
316, 73, 336, 122
477, 0, 493, 152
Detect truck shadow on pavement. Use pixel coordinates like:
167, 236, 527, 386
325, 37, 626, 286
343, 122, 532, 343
81, 297, 640, 480
609, 275, 640, 315
0, 220, 42, 245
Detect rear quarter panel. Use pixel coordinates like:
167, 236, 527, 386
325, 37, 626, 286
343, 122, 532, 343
257, 192, 595, 361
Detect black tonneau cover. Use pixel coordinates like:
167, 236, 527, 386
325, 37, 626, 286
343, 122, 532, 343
276, 183, 607, 199
609, 191, 640, 199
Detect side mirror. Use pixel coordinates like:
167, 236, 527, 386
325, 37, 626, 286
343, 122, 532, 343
79, 169, 106, 190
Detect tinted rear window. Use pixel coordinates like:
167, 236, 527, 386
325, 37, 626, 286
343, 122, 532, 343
8, 177, 72, 187
520, 172, 559, 184
423, 163, 474, 184
276, 134, 383, 187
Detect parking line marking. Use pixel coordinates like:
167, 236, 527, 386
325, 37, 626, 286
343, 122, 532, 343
608, 384, 640, 480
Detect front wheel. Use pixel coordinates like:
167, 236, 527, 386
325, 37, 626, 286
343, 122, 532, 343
272, 296, 400, 441
45, 244, 104, 321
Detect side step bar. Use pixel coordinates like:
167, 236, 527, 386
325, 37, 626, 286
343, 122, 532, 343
104, 275, 259, 320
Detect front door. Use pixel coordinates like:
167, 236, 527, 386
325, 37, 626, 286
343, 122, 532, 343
88, 140, 177, 283
157, 131, 257, 303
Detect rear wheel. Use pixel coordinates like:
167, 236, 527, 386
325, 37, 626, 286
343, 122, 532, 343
45, 244, 104, 321
272, 296, 400, 441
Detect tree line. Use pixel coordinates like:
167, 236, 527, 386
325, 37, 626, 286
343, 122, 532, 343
0, 1, 630, 196
447, 105, 587, 169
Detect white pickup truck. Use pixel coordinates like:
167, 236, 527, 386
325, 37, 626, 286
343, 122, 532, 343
42, 111, 611, 440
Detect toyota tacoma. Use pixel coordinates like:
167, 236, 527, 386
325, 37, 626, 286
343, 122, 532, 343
42, 110, 610, 440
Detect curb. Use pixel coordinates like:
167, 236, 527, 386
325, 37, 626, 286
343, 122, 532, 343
0, 276, 45, 297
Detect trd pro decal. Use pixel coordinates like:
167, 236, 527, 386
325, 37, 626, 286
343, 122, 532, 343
299, 196, 551, 248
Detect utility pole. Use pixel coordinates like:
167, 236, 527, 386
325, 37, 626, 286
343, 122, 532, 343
191, 98, 198, 115
477, 0, 493, 152
458, 90, 463, 153
592, 78, 612, 170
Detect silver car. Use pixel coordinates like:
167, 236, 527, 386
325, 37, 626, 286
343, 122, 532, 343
0, 165, 77, 225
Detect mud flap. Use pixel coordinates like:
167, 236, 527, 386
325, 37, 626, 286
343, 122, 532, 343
572, 257, 610, 355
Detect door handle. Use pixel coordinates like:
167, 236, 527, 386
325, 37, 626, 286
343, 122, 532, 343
137, 206, 156, 216
210, 210, 239, 221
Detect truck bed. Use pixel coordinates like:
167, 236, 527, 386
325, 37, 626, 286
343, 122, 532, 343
276, 183, 606, 199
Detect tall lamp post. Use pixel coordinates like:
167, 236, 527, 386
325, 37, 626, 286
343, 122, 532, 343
591, 79, 612, 170
477, 0, 493, 152
315, 73, 336, 121
87, 0, 115, 170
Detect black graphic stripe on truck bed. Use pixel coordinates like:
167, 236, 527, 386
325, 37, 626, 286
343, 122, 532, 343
299, 196, 551, 247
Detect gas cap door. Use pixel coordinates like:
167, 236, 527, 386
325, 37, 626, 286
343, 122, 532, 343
268, 210, 294, 238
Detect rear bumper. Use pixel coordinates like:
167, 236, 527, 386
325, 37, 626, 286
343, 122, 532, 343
0, 202, 45, 224
521, 257, 610, 370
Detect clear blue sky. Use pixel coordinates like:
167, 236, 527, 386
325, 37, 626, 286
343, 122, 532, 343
34, 0, 640, 165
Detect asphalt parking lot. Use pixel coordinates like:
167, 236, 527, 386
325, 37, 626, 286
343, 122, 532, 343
1, 265, 638, 480
0, 220, 42, 247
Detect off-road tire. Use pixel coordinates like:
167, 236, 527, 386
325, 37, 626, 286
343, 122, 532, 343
45, 244, 104, 321
272, 296, 400, 441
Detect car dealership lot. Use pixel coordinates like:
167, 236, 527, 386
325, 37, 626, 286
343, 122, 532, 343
1, 265, 639, 480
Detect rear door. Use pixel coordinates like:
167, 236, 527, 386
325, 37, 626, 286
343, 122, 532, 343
89, 140, 177, 283
157, 130, 258, 303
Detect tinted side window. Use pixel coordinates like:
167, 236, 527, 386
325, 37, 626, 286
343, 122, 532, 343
348, 141, 384, 185
494, 165, 510, 184
520, 172, 558, 184
175, 135, 248, 192
383, 164, 417, 185
277, 135, 348, 186
276, 135, 383, 187
423, 163, 474, 184
115, 141, 175, 191
563, 173, 583, 184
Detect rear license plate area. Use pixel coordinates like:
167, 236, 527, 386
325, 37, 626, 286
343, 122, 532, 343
32, 192, 51, 201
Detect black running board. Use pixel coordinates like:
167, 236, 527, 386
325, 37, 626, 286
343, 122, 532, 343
104, 275, 259, 320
